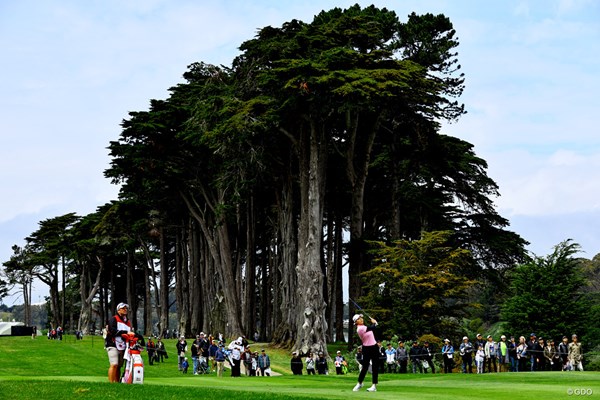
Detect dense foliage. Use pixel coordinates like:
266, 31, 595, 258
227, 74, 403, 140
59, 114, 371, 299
363, 231, 477, 338
502, 240, 589, 340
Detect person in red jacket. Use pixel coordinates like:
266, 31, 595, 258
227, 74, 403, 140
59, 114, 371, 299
105, 303, 132, 382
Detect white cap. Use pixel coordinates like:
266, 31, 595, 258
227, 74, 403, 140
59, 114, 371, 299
116, 303, 129, 312
352, 314, 363, 323
462, 336, 468, 341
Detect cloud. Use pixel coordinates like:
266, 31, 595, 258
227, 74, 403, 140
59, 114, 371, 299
486, 149, 600, 216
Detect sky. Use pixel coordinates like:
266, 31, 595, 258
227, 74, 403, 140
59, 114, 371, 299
1, 0, 599, 305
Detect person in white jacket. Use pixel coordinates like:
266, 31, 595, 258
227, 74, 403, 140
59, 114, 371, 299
484, 335, 497, 373
228, 337, 244, 377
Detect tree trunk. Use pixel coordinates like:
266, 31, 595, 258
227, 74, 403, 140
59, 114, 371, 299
189, 219, 202, 335
159, 228, 169, 339
46, 266, 60, 329
35, 263, 60, 329
325, 216, 335, 341
271, 166, 297, 346
216, 222, 243, 337
143, 251, 152, 336
390, 135, 403, 239
78, 257, 104, 334
126, 249, 137, 330
61, 255, 66, 327
334, 215, 345, 343
23, 275, 32, 326
293, 120, 328, 356
244, 194, 256, 337
180, 190, 243, 337
177, 224, 190, 336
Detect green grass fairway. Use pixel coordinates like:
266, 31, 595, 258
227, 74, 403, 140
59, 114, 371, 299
0, 335, 598, 399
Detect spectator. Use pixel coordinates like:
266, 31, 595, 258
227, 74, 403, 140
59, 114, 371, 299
316, 352, 328, 375
545, 339, 559, 371
377, 342, 386, 373
355, 347, 364, 373
182, 357, 189, 374
335, 350, 346, 375
291, 351, 303, 375
191, 334, 202, 375
228, 338, 243, 377
441, 339, 454, 373
527, 333, 540, 371
568, 334, 583, 371
475, 334, 486, 373
421, 341, 435, 374
215, 344, 226, 377
199, 332, 210, 359
537, 337, 547, 371
306, 352, 316, 375
475, 344, 485, 374
146, 337, 156, 366
208, 339, 219, 372
156, 338, 167, 362
258, 349, 271, 376
459, 336, 473, 374
243, 346, 254, 376
558, 336, 570, 370
484, 335, 497, 373
497, 335, 509, 372
251, 351, 259, 376
508, 336, 518, 372
409, 341, 422, 374
516, 336, 528, 372
527, 333, 542, 372
385, 343, 396, 373
176, 335, 188, 371
396, 341, 408, 374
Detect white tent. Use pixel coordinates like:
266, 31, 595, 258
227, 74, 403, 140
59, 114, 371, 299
0, 321, 24, 336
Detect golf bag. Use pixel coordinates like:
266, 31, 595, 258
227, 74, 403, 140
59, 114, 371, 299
121, 333, 145, 384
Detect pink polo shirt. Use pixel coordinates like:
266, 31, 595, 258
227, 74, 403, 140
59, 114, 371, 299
357, 325, 377, 346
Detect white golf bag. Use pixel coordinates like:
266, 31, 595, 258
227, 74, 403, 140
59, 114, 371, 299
121, 333, 144, 384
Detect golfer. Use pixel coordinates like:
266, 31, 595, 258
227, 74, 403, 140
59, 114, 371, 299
352, 314, 378, 392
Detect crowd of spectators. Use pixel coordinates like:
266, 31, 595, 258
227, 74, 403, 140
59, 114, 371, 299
362, 332, 585, 374
167, 332, 273, 378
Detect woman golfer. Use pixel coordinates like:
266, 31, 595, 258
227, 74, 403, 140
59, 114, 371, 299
353, 314, 378, 392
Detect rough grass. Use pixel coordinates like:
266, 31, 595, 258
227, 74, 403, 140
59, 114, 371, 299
0, 335, 598, 400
